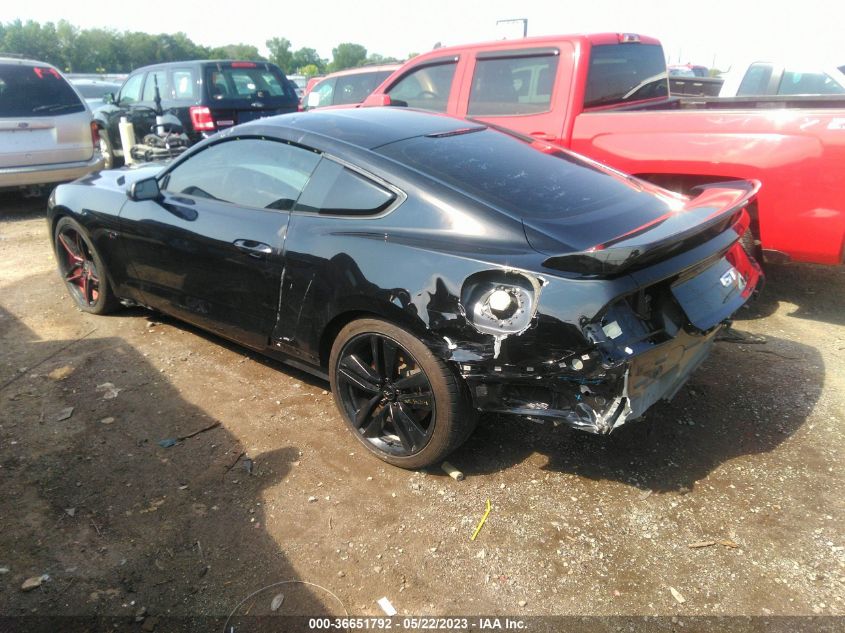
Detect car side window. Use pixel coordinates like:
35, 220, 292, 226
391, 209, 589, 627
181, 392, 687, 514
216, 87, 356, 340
162, 138, 321, 210
386, 62, 457, 111
310, 78, 336, 107
468, 53, 559, 116
737, 63, 773, 96
142, 70, 168, 101
119, 73, 144, 104
294, 158, 396, 216
171, 69, 196, 99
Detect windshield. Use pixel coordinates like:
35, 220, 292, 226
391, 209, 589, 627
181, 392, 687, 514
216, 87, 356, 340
204, 64, 298, 103
584, 44, 668, 108
74, 82, 120, 99
0, 65, 85, 117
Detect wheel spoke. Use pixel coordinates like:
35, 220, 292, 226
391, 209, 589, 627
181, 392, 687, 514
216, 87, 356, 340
390, 403, 427, 452
362, 405, 388, 438
355, 393, 384, 428
58, 233, 83, 262
339, 354, 381, 393
397, 391, 432, 410
370, 335, 382, 376
394, 371, 429, 392
64, 262, 83, 282
382, 338, 398, 381
82, 272, 90, 304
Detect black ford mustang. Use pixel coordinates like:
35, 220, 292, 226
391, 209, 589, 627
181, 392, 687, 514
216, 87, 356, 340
48, 107, 762, 468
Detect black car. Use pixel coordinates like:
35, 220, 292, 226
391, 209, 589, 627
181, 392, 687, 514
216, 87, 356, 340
93, 60, 299, 167
48, 108, 762, 468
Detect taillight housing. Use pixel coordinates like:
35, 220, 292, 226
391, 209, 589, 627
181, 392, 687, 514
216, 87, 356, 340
90, 122, 100, 150
189, 106, 215, 132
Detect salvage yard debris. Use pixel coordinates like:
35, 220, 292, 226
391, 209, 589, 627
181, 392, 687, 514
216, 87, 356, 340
377, 596, 397, 616
53, 406, 74, 422
470, 499, 492, 541
158, 421, 221, 448
96, 382, 122, 399
441, 461, 464, 481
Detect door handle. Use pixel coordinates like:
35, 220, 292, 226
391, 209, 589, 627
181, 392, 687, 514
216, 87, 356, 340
234, 239, 273, 257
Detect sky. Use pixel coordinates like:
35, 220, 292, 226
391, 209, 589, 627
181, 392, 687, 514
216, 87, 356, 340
7, 0, 845, 70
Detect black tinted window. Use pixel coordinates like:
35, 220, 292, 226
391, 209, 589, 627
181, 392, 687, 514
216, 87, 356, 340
386, 62, 456, 111
377, 129, 651, 219
333, 71, 394, 106
205, 64, 297, 102
0, 65, 84, 117
294, 159, 395, 216
584, 44, 667, 108
163, 138, 320, 210
468, 54, 559, 116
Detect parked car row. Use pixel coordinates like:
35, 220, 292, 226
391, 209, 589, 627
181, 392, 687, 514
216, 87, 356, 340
14, 30, 843, 469
0, 57, 104, 192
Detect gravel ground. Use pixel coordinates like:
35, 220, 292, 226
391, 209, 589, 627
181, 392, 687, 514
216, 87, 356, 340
1, 192, 843, 631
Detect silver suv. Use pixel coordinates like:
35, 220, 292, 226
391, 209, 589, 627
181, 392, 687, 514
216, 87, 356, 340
0, 57, 104, 191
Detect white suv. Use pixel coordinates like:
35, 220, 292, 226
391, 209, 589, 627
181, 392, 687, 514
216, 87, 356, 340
0, 57, 104, 191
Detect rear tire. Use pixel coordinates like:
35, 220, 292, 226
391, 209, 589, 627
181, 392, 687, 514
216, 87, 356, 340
329, 318, 475, 469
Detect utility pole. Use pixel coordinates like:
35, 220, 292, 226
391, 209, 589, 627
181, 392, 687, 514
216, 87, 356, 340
496, 18, 528, 38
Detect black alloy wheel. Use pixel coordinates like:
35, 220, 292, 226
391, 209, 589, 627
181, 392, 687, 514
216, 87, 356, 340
329, 318, 475, 468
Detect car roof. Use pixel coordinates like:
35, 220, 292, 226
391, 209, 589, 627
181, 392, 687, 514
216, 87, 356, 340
130, 60, 282, 73
240, 106, 487, 150
323, 64, 402, 79
403, 32, 662, 64
0, 57, 61, 69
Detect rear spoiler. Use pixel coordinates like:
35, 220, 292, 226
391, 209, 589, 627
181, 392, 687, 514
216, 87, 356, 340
542, 180, 760, 276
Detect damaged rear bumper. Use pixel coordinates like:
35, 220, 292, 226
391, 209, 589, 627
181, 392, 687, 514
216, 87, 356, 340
460, 324, 720, 434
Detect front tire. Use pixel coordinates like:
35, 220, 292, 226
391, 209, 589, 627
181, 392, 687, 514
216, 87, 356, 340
54, 217, 118, 315
329, 318, 475, 469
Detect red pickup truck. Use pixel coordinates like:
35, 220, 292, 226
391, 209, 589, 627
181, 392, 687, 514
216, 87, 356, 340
362, 33, 845, 265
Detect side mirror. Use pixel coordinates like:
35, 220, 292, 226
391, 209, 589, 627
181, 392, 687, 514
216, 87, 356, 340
128, 177, 161, 201
103, 92, 116, 105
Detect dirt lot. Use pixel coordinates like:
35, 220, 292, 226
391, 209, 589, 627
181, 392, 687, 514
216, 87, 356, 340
1, 192, 843, 630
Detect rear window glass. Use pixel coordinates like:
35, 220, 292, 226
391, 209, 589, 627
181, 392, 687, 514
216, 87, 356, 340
468, 54, 559, 116
584, 44, 668, 108
377, 128, 653, 220
333, 71, 394, 106
294, 158, 395, 215
205, 65, 297, 102
0, 65, 84, 117
74, 82, 120, 99
778, 71, 845, 95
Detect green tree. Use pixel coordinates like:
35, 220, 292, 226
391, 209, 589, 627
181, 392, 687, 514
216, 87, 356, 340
209, 44, 265, 61
291, 47, 325, 74
329, 42, 367, 72
299, 63, 321, 78
365, 53, 401, 65
266, 37, 293, 72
